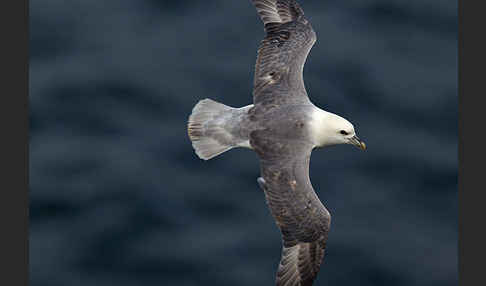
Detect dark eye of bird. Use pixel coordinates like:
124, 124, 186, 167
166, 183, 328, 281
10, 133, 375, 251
340, 130, 348, 135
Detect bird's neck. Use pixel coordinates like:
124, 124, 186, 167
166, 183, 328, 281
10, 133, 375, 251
308, 107, 336, 148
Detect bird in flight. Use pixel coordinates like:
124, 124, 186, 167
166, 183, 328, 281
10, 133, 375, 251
187, 1, 366, 285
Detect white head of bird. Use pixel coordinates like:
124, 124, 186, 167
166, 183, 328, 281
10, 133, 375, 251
310, 109, 366, 150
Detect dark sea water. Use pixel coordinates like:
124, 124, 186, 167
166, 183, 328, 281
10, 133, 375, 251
30, 0, 457, 285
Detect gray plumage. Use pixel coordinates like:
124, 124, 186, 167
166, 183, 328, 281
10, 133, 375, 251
249, 105, 330, 286
188, 1, 366, 285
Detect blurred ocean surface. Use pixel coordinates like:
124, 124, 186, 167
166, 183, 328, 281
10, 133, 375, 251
30, 0, 457, 285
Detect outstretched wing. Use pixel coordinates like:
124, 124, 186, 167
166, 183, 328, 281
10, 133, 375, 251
252, 0, 305, 28
250, 0, 316, 107
251, 129, 331, 286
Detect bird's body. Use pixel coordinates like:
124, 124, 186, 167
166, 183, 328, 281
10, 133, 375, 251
187, 1, 366, 285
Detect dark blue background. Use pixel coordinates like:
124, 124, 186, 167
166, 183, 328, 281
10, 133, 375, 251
30, 0, 457, 285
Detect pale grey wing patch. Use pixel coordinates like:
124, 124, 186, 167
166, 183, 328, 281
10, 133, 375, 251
276, 239, 327, 286
252, 0, 281, 26
251, 0, 305, 30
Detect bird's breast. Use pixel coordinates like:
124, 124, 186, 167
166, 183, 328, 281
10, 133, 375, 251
308, 107, 331, 147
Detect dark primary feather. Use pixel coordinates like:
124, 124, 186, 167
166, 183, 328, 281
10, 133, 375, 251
251, 0, 316, 107
251, 128, 331, 286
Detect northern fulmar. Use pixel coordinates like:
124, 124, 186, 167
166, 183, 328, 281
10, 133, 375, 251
187, 1, 366, 285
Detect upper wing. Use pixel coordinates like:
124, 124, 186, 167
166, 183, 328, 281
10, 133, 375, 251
250, 0, 317, 107
251, 129, 331, 286
252, 0, 305, 28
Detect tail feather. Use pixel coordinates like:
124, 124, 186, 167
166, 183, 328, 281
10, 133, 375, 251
187, 99, 235, 160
